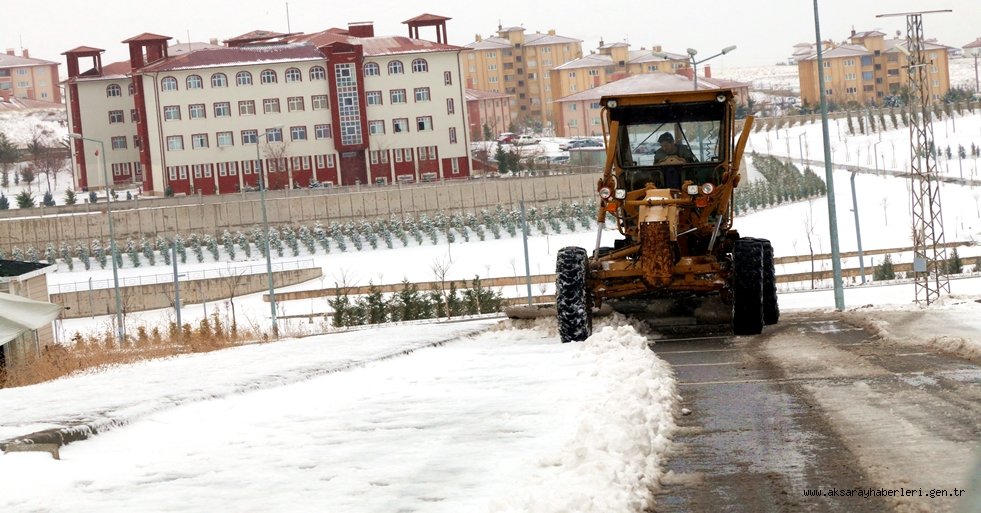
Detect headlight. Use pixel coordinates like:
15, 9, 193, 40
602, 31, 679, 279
606, 99, 618, 108
686, 185, 699, 195
701, 183, 715, 195
614, 189, 626, 200
599, 187, 613, 200
716, 94, 726, 103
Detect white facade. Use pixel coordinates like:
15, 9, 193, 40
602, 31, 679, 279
67, 75, 141, 190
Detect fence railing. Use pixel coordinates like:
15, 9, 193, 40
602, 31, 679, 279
50, 258, 317, 294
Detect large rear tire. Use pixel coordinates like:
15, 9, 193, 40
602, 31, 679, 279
758, 238, 780, 325
556, 246, 592, 343
732, 238, 764, 336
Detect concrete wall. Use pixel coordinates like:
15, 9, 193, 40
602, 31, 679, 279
0, 173, 601, 253
53, 267, 322, 319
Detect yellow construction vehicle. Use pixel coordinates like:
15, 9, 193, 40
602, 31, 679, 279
554, 89, 778, 342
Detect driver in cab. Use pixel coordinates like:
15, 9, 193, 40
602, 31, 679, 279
653, 132, 696, 189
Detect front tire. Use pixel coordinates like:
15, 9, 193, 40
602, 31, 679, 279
556, 246, 592, 343
732, 238, 764, 336
758, 239, 779, 325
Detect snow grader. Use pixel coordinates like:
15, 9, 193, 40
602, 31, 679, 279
551, 89, 778, 342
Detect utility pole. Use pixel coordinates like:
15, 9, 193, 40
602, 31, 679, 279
878, 9, 952, 305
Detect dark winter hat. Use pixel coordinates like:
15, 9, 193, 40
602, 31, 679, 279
658, 132, 674, 143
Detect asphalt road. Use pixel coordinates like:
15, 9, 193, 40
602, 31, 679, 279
648, 312, 980, 513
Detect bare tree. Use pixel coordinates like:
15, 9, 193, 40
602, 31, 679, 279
803, 200, 817, 289
431, 255, 453, 319
880, 196, 889, 226
260, 139, 291, 190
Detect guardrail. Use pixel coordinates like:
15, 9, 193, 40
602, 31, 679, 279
49, 258, 317, 294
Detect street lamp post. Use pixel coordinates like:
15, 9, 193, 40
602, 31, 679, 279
255, 128, 282, 337
70, 133, 125, 341
971, 48, 980, 93
684, 45, 736, 160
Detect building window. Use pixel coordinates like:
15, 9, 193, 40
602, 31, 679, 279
844, 59, 855, 66
403, 148, 413, 162
488, 63, 497, 71
263, 98, 281, 114
130, 109, 139, 122
106, 84, 121, 97
489, 76, 498, 83
111, 136, 127, 149
569, 103, 578, 111
825, 88, 833, 95
236, 71, 253, 86
390, 89, 406, 103
217, 131, 233, 147
414, 87, 431, 102
369, 120, 385, 134
446, 98, 454, 114
309, 66, 326, 80
823, 61, 831, 68
393, 118, 409, 133
861, 55, 873, 66
449, 127, 457, 143
290, 126, 307, 141
192, 134, 209, 149
335, 63, 363, 145
416, 116, 433, 131
239, 100, 256, 116
161, 76, 178, 91
214, 102, 231, 117
189, 104, 206, 119
312, 95, 328, 110
186, 75, 203, 89
285, 67, 302, 83
241, 130, 257, 144
128, 83, 135, 95
167, 135, 184, 151
366, 91, 382, 105
109, 110, 125, 124
163, 105, 181, 121
862, 71, 874, 81
588, 69, 599, 76
209, 73, 227, 88
265, 127, 283, 142
370, 150, 389, 164
411, 58, 428, 73
288, 96, 305, 111
845, 73, 856, 81
314, 124, 332, 139
364, 62, 380, 76
133, 135, 141, 148
388, 60, 404, 74
450, 157, 460, 174
444, 71, 452, 85
260, 69, 277, 84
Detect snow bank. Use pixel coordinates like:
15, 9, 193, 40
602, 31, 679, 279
491, 324, 678, 513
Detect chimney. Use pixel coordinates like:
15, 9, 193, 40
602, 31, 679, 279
703, 65, 712, 79
5, 49, 13, 56
348, 21, 374, 38
548, 29, 555, 36
475, 34, 482, 42
209, 38, 219, 46
652, 45, 662, 53
22, 49, 29, 59
678, 68, 694, 80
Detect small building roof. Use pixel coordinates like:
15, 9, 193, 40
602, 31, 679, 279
965, 37, 981, 49
524, 32, 582, 46
0, 53, 58, 68
121, 33, 173, 43
851, 30, 886, 39
0, 260, 53, 281
62, 46, 105, 55
465, 88, 511, 101
799, 44, 871, 61
554, 53, 614, 70
223, 30, 293, 45
403, 13, 452, 23
554, 72, 741, 103
289, 30, 461, 56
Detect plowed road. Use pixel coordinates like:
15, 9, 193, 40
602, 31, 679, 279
649, 313, 980, 513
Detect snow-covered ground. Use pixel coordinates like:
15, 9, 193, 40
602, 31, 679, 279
0, 315, 678, 513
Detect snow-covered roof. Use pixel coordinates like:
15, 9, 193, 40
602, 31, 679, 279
289, 30, 461, 56
465, 88, 510, 101
524, 32, 582, 46
0, 53, 57, 68
554, 53, 614, 71
554, 72, 744, 103
463, 37, 511, 51
139, 43, 325, 72
799, 44, 871, 61
965, 38, 981, 50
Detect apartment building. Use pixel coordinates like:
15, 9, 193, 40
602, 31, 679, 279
0, 49, 61, 103
462, 26, 582, 130
550, 41, 690, 103
64, 16, 471, 195
465, 88, 513, 141
797, 29, 952, 107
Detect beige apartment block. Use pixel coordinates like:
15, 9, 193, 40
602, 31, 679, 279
797, 30, 952, 107
462, 26, 582, 131
0, 49, 61, 103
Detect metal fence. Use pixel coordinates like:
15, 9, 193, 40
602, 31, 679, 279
49, 258, 317, 294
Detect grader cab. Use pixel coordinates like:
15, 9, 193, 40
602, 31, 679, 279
554, 89, 778, 342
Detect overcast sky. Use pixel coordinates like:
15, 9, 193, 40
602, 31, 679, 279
2, 0, 977, 74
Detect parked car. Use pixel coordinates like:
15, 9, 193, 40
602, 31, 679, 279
513, 134, 541, 146
560, 138, 603, 150
496, 132, 516, 144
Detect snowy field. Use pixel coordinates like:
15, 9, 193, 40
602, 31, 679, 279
0, 316, 678, 513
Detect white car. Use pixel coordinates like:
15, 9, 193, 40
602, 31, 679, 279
513, 134, 541, 146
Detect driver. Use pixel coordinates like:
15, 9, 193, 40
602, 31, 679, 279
653, 132, 696, 189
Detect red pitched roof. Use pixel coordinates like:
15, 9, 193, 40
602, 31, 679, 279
139, 43, 324, 72
102, 61, 133, 76
62, 46, 105, 55
290, 30, 460, 56
403, 13, 452, 23
121, 33, 173, 43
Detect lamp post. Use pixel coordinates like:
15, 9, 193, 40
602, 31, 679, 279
255, 127, 282, 337
971, 48, 980, 93
813, 0, 846, 310
683, 45, 736, 160
70, 133, 124, 341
